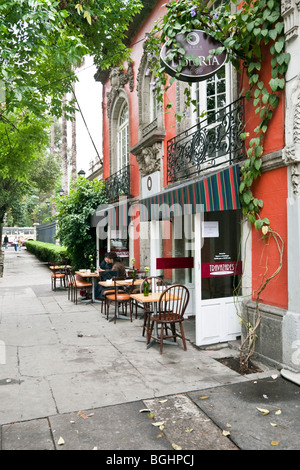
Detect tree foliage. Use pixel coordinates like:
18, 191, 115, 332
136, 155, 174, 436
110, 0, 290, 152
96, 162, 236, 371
0, 0, 143, 118
55, 177, 107, 269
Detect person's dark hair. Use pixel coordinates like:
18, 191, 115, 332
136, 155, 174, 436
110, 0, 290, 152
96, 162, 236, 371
108, 251, 117, 261
112, 261, 126, 279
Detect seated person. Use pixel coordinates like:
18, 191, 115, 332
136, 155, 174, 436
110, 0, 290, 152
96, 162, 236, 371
99, 253, 113, 271
95, 254, 126, 299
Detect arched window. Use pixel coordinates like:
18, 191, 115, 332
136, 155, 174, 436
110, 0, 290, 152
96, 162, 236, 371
117, 102, 129, 171
149, 72, 159, 122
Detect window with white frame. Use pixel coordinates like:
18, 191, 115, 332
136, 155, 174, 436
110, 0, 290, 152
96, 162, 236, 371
117, 102, 129, 171
149, 72, 160, 123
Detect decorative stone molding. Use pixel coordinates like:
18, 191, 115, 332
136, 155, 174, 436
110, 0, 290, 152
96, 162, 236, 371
283, 73, 300, 194
281, 0, 300, 41
291, 163, 300, 195
134, 143, 162, 178
106, 63, 134, 117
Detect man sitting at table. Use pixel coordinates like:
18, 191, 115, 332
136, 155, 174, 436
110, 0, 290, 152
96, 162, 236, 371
99, 252, 113, 271
95, 253, 126, 299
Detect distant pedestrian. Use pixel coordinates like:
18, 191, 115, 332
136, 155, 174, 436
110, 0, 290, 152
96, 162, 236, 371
13, 237, 18, 252
3, 233, 8, 249
18, 237, 22, 251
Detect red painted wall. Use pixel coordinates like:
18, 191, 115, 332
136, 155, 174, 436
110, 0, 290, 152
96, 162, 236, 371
251, 167, 288, 309
241, 41, 287, 309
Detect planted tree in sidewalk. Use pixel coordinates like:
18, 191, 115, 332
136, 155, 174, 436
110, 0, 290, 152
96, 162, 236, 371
55, 177, 107, 270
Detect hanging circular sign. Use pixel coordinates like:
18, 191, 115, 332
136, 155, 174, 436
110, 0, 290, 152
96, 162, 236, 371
160, 30, 227, 82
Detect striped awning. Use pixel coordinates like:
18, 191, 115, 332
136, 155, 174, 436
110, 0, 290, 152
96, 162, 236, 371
139, 165, 240, 222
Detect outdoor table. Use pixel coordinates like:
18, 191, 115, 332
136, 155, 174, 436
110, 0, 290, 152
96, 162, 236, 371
75, 270, 100, 303
130, 292, 181, 348
98, 279, 143, 321
50, 265, 71, 290
50, 265, 71, 270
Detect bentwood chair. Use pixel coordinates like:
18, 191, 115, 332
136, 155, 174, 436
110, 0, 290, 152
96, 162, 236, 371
98, 272, 125, 316
138, 276, 167, 336
146, 284, 190, 354
68, 270, 93, 304
105, 277, 133, 323
50, 264, 67, 291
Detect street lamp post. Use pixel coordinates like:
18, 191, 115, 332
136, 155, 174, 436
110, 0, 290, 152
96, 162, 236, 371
78, 169, 86, 178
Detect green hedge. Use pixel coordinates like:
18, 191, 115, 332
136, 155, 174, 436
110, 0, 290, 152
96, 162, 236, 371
25, 241, 70, 264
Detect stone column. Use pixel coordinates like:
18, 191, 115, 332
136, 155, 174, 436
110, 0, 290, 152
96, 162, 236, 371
281, 0, 300, 371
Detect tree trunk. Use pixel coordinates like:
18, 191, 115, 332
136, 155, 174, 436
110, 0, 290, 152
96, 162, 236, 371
61, 96, 68, 194
71, 84, 77, 182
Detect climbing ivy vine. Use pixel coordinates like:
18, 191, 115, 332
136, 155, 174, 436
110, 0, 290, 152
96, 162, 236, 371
145, 0, 289, 231
145, 0, 289, 370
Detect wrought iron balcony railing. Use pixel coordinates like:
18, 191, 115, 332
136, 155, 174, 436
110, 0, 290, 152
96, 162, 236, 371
105, 165, 131, 203
167, 98, 246, 185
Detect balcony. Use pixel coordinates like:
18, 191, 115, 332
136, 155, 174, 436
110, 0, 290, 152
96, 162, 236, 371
105, 165, 131, 203
167, 98, 246, 185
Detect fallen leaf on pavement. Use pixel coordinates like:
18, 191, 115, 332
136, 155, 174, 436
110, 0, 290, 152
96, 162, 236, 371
172, 443, 182, 450
222, 430, 231, 437
57, 437, 65, 446
185, 428, 193, 433
256, 407, 270, 415
199, 396, 209, 400
152, 421, 165, 427
275, 409, 282, 415
271, 440, 279, 446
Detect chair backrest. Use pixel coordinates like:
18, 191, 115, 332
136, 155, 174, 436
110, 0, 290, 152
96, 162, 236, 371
140, 276, 167, 294
158, 284, 190, 320
69, 269, 76, 284
109, 277, 133, 300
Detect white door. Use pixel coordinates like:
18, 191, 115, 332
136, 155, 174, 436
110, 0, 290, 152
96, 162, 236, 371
195, 209, 242, 346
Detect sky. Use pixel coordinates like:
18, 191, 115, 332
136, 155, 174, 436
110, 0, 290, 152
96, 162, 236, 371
71, 56, 103, 176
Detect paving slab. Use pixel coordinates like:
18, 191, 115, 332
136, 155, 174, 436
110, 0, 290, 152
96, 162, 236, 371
48, 401, 172, 451
144, 394, 238, 450
1, 418, 54, 450
188, 376, 300, 450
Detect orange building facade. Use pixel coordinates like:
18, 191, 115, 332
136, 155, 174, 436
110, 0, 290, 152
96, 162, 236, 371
94, 0, 300, 373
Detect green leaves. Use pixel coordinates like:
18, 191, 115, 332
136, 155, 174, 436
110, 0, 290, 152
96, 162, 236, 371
0, 0, 143, 117
144, 0, 285, 231
55, 178, 108, 270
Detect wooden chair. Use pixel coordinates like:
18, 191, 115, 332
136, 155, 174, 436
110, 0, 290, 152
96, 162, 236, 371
105, 277, 133, 323
51, 265, 67, 291
138, 276, 167, 336
146, 284, 190, 354
68, 270, 93, 304
98, 273, 125, 316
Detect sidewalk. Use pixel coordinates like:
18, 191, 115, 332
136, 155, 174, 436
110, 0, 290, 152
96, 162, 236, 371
0, 247, 299, 451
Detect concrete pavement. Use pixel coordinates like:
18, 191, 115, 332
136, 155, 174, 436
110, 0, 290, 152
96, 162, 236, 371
0, 247, 299, 451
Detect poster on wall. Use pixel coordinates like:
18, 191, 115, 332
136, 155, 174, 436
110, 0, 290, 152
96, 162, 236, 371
202, 221, 219, 238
